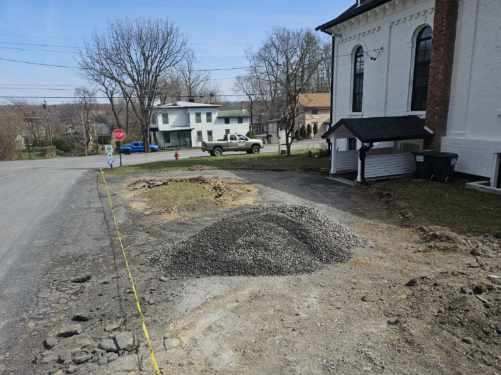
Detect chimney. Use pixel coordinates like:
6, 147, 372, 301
426, 0, 459, 150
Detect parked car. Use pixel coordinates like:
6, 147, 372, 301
119, 142, 159, 154
201, 134, 263, 157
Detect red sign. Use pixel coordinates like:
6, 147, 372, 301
112, 128, 126, 142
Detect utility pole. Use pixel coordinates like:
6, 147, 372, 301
42, 100, 53, 145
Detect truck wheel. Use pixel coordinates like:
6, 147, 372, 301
213, 147, 223, 157
251, 144, 261, 154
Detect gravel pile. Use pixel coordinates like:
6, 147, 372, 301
161, 206, 362, 276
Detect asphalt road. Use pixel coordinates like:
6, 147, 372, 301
0, 140, 323, 366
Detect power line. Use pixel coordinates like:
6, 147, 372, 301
0, 56, 250, 73
0, 94, 250, 100
0, 41, 80, 50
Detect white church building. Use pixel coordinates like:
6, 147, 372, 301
318, 0, 501, 190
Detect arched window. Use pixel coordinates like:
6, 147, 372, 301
411, 26, 433, 111
352, 46, 364, 113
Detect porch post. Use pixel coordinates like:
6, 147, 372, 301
330, 135, 337, 175
356, 139, 363, 183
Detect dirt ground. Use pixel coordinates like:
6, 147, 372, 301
10, 168, 500, 375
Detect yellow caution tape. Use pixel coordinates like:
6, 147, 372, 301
99, 169, 162, 375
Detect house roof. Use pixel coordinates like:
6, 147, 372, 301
322, 116, 433, 142
298, 93, 330, 109
316, 0, 392, 32
154, 101, 221, 109
218, 109, 249, 118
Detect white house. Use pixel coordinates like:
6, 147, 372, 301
150, 101, 250, 148
317, 0, 501, 189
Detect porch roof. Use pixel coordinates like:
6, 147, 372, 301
322, 116, 433, 143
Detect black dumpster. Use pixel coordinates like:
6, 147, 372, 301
424, 151, 459, 183
413, 152, 431, 179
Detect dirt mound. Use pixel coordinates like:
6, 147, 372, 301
160, 206, 361, 276
395, 271, 501, 370
416, 225, 501, 256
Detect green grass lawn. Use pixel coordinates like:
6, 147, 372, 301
106, 152, 330, 176
374, 178, 501, 235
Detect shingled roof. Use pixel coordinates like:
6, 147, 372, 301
322, 116, 433, 142
298, 93, 330, 109
316, 0, 392, 32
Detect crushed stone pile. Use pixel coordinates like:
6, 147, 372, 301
160, 206, 362, 276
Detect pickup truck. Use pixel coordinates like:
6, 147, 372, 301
201, 134, 263, 156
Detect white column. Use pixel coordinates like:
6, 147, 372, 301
356, 139, 363, 183
330, 135, 337, 175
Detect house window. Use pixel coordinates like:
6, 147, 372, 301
207, 130, 213, 141
225, 129, 230, 135
238, 117, 243, 124
197, 131, 203, 142
312, 109, 319, 115
352, 46, 364, 113
163, 132, 171, 143
206, 112, 213, 123
411, 26, 433, 111
162, 113, 169, 125
195, 112, 202, 123
224, 117, 230, 125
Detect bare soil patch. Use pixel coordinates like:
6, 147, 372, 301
125, 176, 257, 220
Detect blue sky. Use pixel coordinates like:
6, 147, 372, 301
0, 0, 352, 104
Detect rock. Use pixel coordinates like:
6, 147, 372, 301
487, 275, 501, 285
72, 313, 91, 322
109, 354, 138, 372
40, 352, 58, 364
76, 336, 96, 350
361, 296, 369, 302
71, 274, 92, 283
462, 337, 473, 345
159, 276, 169, 282
51, 370, 64, 375
43, 337, 58, 350
98, 356, 108, 366
387, 318, 400, 326
106, 352, 119, 363
66, 365, 78, 374
470, 248, 482, 257
114, 332, 134, 352
473, 285, 485, 295
55, 324, 82, 338
163, 337, 181, 350
98, 338, 118, 353
405, 278, 418, 287
105, 320, 122, 332
57, 352, 71, 365
72, 351, 92, 365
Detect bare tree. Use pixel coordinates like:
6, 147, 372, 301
240, 28, 323, 155
179, 50, 209, 101
158, 72, 184, 104
0, 106, 23, 160
74, 87, 96, 155
80, 18, 187, 151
